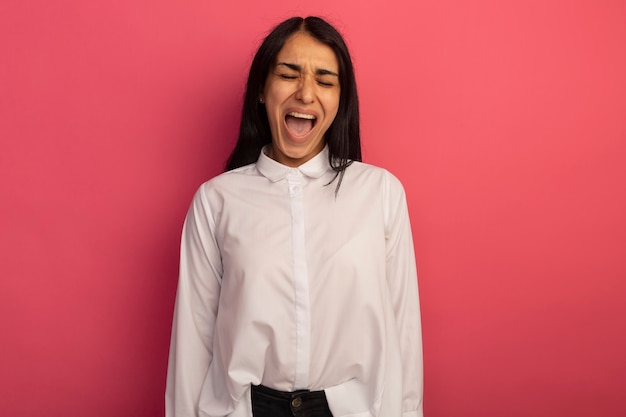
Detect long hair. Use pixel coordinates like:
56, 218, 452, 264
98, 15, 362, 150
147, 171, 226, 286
225, 16, 361, 190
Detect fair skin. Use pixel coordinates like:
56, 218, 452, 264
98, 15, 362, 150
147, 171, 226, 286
261, 32, 341, 167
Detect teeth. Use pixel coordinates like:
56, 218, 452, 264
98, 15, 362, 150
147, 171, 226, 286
288, 112, 316, 120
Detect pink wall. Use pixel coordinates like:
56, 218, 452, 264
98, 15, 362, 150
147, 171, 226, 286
1, 1, 625, 416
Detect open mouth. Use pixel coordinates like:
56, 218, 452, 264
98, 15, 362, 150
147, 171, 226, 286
285, 111, 317, 137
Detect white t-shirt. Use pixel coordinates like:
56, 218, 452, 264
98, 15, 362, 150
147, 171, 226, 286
166, 146, 423, 417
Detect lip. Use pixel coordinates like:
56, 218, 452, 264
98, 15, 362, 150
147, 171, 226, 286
284, 107, 319, 120
283, 107, 320, 140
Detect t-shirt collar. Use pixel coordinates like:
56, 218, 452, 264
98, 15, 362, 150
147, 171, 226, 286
257, 145, 331, 182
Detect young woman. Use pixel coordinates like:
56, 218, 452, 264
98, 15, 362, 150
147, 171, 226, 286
166, 16, 423, 417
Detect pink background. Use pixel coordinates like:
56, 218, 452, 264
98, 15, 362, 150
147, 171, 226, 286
1, 1, 625, 416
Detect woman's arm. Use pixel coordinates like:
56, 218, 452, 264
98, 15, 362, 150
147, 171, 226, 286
384, 172, 424, 417
166, 186, 223, 417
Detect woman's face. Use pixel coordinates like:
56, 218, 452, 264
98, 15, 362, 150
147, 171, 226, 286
262, 32, 340, 167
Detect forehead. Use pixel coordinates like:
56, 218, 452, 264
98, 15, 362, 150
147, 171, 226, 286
275, 32, 339, 71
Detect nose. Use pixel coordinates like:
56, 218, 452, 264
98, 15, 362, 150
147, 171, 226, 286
295, 76, 315, 104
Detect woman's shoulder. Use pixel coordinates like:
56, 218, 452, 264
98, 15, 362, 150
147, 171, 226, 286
347, 160, 406, 191
189, 163, 260, 206
199, 163, 258, 189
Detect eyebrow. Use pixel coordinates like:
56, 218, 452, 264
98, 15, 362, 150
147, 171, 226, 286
276, 62, 339, 77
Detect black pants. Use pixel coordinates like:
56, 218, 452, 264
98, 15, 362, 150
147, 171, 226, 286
251, 384, 334, 417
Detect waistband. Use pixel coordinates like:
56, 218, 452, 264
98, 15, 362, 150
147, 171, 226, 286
251, 384, 331, 415
251, 384, 326, 401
